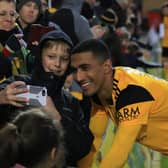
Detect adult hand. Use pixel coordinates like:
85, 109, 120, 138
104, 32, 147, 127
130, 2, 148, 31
0, 81, 28, 107
91, 24, 106, 39
42, 96, 61, 120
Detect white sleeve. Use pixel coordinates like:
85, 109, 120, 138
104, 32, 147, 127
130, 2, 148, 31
159, 23, 164, 39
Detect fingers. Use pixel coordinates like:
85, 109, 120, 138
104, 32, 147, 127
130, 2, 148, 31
10, 101, 25, 107
7, 81, 28, 94
43, 96, 61, 120
8, 81, 26, 89
0, 81, 29, 106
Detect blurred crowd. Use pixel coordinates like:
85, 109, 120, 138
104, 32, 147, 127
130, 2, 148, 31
0, 0, 166, 81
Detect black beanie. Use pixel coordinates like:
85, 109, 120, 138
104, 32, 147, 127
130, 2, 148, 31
100, 8, 118, 25
17, 0, 41, 11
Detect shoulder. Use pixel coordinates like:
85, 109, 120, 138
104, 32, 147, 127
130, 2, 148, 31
116, 84, 154, 111
113, 67, 155, 110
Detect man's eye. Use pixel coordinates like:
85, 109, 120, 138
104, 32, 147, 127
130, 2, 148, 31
82, 66, 89, 71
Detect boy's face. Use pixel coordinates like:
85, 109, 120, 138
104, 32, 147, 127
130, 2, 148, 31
42, 43, 70, 76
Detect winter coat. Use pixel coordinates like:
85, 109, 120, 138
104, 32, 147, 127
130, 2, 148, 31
0, 68, 93, 166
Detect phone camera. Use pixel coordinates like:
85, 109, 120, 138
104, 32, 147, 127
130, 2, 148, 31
42, 89, 46, 96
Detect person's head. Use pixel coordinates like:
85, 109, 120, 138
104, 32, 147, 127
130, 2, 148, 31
161, 1, 168, 16
0, 0, 18, 31
17, 0, 41, 28
116, 0, 129, 9
85, 0, 97, 7
71, 39, 112, 96
13, 108, 66, 168
0, 123, 20, 168
39, 29, 73, 76
40, 0, 48, 14
51, 0, 63, 9
100, 8, 118, 27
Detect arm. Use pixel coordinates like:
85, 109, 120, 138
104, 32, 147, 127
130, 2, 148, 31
99, 124, 142, 168
60, 93, 93, 164
42, 96, 61, 120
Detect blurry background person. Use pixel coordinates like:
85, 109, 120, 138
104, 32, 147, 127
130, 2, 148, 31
160, 1, 168, 79
40, 0, 48, 14
16, 0, 42, 41
50, 0, 94, 45
0, 0, 26, 81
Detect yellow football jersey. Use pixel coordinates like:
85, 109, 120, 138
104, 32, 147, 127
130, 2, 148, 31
108, 67, 168, 155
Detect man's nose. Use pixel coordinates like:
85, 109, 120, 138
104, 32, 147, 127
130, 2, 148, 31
76, 70, 85, 82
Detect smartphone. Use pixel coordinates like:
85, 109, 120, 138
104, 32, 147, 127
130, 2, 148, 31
16, 85, 47, 106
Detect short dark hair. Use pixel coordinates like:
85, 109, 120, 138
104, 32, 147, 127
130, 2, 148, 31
71, 39, 111, 62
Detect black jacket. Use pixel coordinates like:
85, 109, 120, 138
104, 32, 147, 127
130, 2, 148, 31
0, 70, 93, 166
0, 29, 17, 79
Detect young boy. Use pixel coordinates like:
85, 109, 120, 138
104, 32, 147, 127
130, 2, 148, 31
0, 29, 93, 166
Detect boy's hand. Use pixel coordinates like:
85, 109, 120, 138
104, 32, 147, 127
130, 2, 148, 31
42, 96, 61, 120
0, 81, 29, 107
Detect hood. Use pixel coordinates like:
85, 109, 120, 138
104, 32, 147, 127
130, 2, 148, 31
32, 29, 73, 94
61, 0, 84, 13
39, 29, 73, 48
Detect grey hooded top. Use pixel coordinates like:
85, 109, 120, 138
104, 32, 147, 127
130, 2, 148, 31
61, 0, 93, 42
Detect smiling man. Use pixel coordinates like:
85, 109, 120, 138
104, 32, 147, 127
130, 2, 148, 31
71, 39, 168, 168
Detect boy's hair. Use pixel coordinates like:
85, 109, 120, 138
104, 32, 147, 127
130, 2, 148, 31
13, 108, 65, 168
41, 39, 71, 55
71, 39, 111, 62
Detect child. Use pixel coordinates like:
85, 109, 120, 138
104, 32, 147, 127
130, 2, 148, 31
0, 29, 93, 166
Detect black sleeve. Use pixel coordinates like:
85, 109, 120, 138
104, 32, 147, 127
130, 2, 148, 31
0, 54, 12, 78
0, 75, 31, 125
60, 94, 93, 166
0, 75, 31, 91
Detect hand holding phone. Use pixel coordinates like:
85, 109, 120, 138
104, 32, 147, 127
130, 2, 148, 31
0, 81, 28, 107
16, 85, 47, 106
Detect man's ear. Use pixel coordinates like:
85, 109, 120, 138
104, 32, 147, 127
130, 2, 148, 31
103, 59, 112, 74
50, 147, 57, 160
